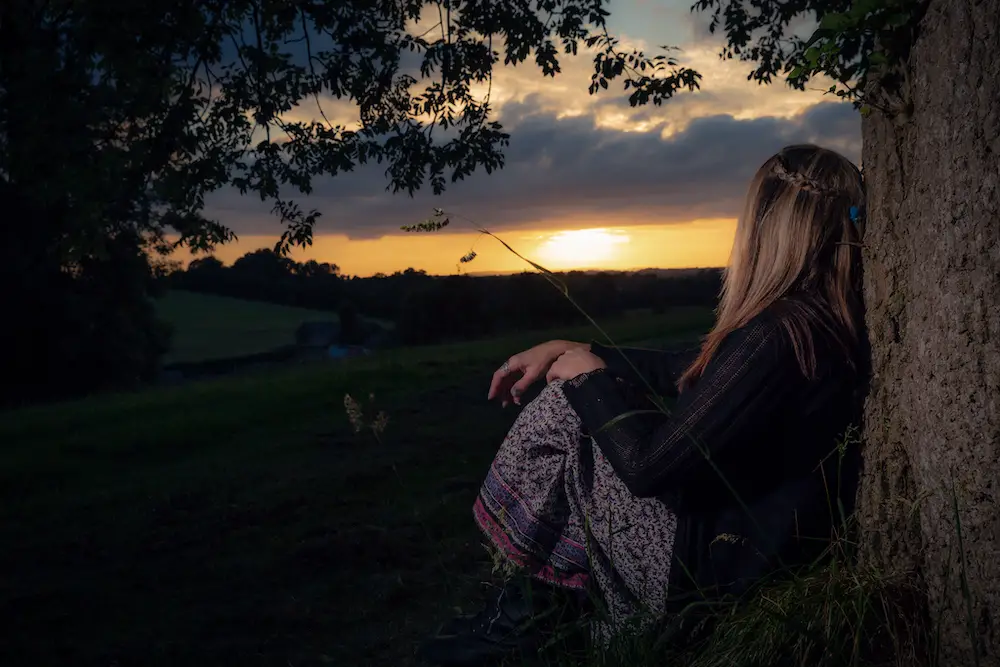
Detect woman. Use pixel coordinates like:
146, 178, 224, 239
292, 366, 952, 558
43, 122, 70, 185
419, 145, 868, 666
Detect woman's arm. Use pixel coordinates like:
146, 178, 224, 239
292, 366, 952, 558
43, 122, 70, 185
562, 316, 803, 498
589, 343, 700, 398
488, 339, 591, 406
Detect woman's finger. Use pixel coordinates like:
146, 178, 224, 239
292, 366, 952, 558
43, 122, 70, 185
509, 366, 542, 405
545, 355, 567, 384
488, 368, 509, 401
488, 355, 521, 400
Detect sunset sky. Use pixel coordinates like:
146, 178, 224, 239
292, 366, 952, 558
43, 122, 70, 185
197, 0, 862, 277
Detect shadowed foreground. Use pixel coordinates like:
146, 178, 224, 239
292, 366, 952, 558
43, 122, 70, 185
0, 310, 711, 666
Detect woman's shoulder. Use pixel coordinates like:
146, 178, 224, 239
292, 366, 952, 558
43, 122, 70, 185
751, 293, 840, 334
761, 291, 820, 318
714, 307, 791, 362
722, 295, 841, 356
728, 298, 800, 339
754, 293, 864, 377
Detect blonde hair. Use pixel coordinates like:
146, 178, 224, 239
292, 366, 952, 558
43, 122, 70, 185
678, 144, 866, 389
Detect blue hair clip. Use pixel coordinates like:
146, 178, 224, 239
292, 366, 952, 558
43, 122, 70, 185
849, 206, 860, 224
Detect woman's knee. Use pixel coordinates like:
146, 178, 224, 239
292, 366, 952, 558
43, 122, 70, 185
539, 378, 566, 397
522, 380, 572, 413
508, 380, 580, 436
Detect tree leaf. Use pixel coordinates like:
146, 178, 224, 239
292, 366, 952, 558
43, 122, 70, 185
819, 12, 852, 31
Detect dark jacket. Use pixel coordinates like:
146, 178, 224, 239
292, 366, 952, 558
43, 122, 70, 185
561, 297, 864, 625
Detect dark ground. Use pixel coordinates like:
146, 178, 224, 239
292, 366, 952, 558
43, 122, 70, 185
0, 310, 711, 666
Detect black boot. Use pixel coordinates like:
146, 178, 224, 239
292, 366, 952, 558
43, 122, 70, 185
417, 578, 588, 666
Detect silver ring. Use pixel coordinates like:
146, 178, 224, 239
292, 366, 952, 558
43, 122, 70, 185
501, 361, 510, 374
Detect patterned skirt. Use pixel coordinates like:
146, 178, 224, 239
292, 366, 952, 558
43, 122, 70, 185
473, 380, 678, 632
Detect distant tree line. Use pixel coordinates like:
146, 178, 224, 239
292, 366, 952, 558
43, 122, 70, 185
169, 251, 346, 310
164, 249, 723, 346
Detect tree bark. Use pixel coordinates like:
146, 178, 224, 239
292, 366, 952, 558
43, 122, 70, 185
860, 0, 1000, 664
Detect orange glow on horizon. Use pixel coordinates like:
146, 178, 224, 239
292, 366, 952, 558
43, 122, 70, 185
176, 219, 737, 277
535, 228, 632, 268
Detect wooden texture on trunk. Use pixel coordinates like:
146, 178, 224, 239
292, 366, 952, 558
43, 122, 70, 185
860, 0, 1000, 663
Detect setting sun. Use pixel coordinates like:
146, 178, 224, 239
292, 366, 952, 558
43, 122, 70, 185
535, 228, 631, 269
194, 218, 737, 276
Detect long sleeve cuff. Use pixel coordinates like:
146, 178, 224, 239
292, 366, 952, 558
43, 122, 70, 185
563, 368, 638, 439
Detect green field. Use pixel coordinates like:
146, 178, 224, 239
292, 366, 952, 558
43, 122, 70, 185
0, 308, 713, 666
157, 291, 343, 364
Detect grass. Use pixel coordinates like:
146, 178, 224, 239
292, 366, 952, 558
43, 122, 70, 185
0, 307, 714, 667
665, 552, 928, 667
157, 290, 345, 364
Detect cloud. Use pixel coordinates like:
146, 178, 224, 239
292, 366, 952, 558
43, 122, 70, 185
202, 9, 860, 241
275, 13, 838, 137
204, 98, 860, 239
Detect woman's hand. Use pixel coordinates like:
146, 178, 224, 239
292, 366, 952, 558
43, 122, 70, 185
546, 348, 607, 384
489, 340, 589, 407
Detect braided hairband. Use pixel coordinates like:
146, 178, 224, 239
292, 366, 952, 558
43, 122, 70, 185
772, 159, 864, 228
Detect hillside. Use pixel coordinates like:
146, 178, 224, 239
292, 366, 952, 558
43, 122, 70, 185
157, 290, 341, 364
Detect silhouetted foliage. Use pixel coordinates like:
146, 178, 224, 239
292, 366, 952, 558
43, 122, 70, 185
2, 0, 912, 405
4, 0, 699, 405
164, 251, 722, 347
390, 268, 720, 344
0, 195, 170, 407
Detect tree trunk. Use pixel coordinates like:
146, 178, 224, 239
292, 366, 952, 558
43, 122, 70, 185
860, 0, 1000, 664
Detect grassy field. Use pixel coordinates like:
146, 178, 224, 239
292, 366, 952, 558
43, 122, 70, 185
157, 291, 343, 364
0, 308, 714, 667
